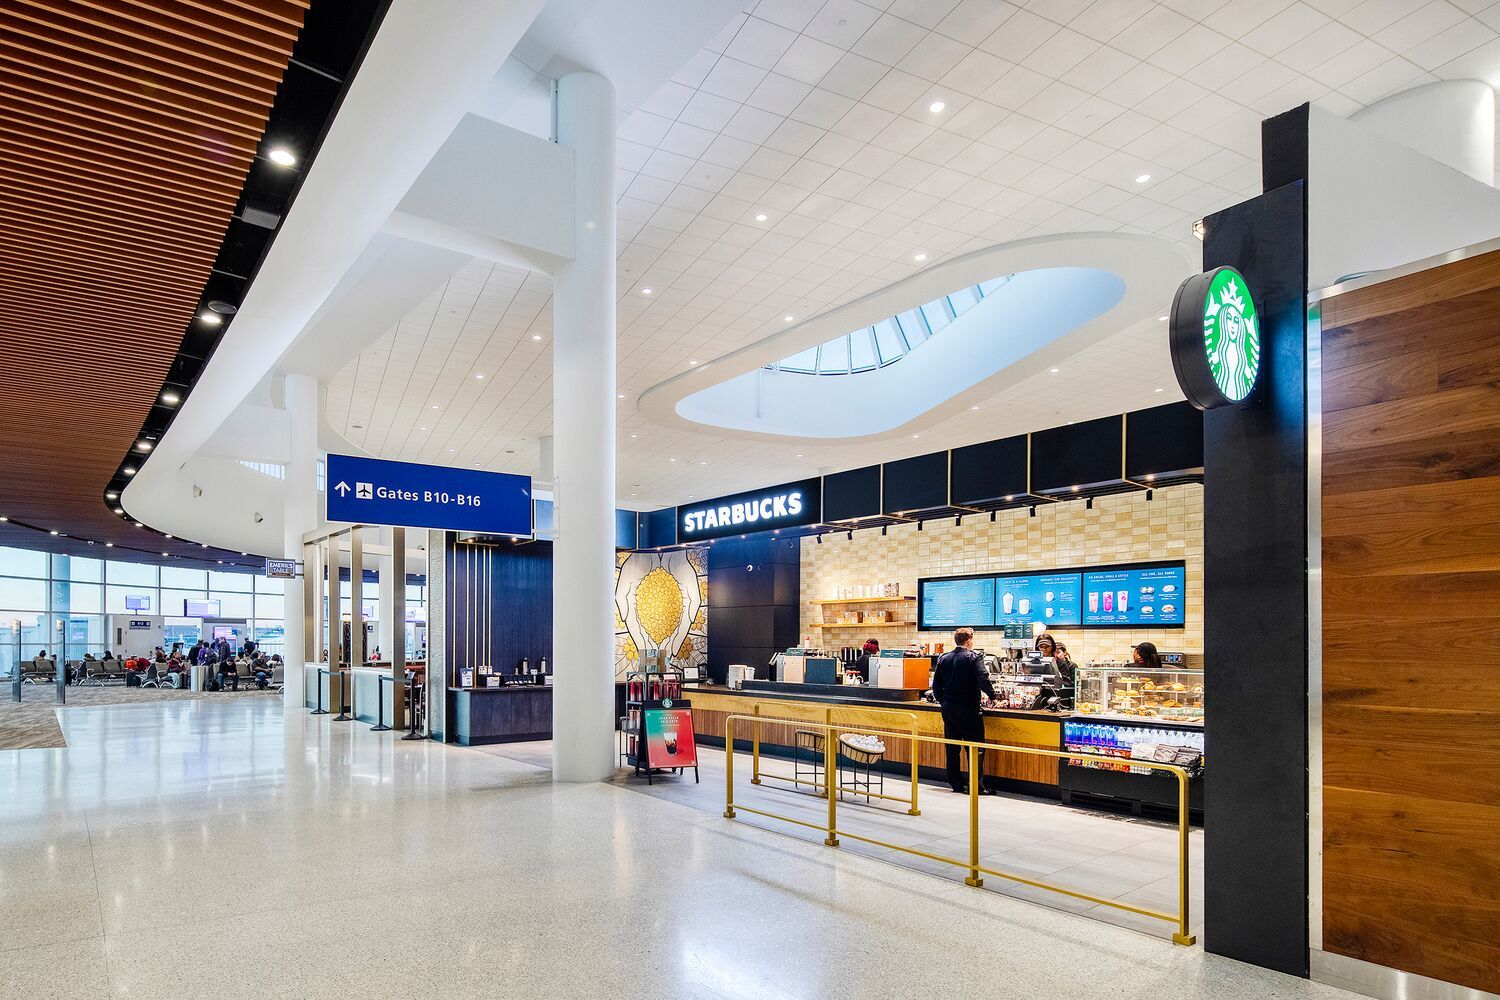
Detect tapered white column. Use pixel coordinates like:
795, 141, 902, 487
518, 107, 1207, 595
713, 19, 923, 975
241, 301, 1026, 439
283, 372, 318, 706
552, 71, 617, 782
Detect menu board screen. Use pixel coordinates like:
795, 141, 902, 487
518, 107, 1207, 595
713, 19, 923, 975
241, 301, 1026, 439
993, 572, 1082, 627
1081, 563, 1186, 627
919, 577, 996, 629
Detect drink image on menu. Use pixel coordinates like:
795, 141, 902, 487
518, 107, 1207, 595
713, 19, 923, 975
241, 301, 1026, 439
1103, 591, 1113, 613
665, 732, 678, 756
1018, 598, 1031, 616
1088, 592, 1099, 613
1002, 592, 1014, 615
1117, 590, 1129, 613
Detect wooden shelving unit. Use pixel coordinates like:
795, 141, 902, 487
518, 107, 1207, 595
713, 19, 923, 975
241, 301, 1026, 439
808, 595, 915, 606
808, 621, 916, 629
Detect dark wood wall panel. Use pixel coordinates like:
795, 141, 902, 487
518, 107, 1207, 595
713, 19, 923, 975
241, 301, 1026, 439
1320, 247, 1500, 994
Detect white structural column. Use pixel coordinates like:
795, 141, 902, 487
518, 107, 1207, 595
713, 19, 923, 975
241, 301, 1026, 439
377, 526, 396, 660
283, 373, 319, 706
551, 71, 618, 782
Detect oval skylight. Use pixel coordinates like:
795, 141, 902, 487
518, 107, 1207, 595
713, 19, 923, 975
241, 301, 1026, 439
768, 276, 1013, 375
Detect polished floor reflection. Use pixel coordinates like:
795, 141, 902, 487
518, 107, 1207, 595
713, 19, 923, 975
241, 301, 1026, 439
2, 699, 1355, 999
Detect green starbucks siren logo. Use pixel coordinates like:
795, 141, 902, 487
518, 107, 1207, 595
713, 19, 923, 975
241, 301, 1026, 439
1169, 265, 1262, 410
1202, 268, 1259, 403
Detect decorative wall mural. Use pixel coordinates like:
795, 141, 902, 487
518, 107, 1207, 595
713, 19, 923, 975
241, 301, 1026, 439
614, 548, 706, 678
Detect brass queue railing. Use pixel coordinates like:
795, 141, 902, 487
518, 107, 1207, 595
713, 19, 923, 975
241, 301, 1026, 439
722, 712, 1197, 946
747, 701, 921, 816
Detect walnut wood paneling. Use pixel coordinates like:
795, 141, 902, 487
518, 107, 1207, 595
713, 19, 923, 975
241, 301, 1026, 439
0, 2, 306, 560
1321, 246, 1500, 994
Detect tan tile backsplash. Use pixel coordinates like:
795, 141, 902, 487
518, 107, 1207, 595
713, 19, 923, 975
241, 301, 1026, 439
798, 483, 1203, 665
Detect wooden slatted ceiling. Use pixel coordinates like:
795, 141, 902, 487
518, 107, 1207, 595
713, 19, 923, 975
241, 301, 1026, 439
1320, 246, 1500, 996
0, 0, 308, 560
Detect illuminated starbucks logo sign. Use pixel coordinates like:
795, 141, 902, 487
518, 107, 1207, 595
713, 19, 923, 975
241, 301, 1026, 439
1169, 266, 1262, 409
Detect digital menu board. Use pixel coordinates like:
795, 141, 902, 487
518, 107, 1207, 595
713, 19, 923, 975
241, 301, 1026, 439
1081, 563, 1186, 627
919, 576, 996, 629
993, 572, 1082, 627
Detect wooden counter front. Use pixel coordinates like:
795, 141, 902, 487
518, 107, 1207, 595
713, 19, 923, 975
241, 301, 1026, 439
688, 688, 1062, 789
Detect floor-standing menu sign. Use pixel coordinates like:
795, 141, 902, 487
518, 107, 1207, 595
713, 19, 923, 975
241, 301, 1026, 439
642, 698, 698, 779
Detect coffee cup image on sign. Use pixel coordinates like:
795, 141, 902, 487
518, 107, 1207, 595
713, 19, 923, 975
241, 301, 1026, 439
664, 734, 678, 755
1044, 608, 1054, 619
1045, 591, 1055, 602
1001, 592, 1015, 614
1018, 598, 1031, 615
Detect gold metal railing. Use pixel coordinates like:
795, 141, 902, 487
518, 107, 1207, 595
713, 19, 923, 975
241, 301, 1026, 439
745, 701, 921, 816
722, 712, 1197, 946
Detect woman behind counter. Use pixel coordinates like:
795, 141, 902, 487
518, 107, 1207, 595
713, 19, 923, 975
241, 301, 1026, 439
1034, 633, 1077, 688
1132, 640, 1163, 671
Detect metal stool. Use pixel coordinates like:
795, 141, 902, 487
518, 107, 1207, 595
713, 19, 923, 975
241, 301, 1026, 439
794, 729, 825, 795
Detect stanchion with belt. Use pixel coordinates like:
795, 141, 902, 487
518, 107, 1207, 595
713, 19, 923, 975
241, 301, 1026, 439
311, 667, 330, 715
372, 674, 394, 732
400, 676, 424, 741
333, 668, 353, 722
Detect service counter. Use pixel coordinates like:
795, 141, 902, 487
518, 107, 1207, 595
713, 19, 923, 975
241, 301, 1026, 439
686, 684, 1067, 794
450, 684, 552, 746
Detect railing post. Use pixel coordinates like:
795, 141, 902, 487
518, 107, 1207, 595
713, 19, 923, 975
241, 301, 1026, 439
823, 723, 839, 846
965, 742, 983, 887
751, 704, 762, 785
908, 719, 921, 816
723, 716, 736, 819
1173, 768, 1196, 945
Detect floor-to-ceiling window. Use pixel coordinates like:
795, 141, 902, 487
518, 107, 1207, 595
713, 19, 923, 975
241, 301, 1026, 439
0, 546, 285, 667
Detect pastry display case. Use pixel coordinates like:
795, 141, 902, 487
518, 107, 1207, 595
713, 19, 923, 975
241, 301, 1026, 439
1073, 664, 1204, 724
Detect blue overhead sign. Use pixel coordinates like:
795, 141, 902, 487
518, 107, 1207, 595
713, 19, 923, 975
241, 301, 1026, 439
326, 454, 532, 535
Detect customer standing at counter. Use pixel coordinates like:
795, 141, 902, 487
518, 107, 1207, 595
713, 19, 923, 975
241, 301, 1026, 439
932, 627, 995, 796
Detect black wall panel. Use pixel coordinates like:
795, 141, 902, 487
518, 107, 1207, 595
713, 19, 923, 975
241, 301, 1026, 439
823, 465, 880, 521
445, 540, 553, 682
950, 435, 1028, 505
1030, 415, 1123, 492
707, 535, 800, 685
1125, 402, 1204, 480
1201, 138, 1309, 974
882, 451, 948, 513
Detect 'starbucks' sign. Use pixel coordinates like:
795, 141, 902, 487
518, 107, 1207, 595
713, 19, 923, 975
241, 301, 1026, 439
1169, 266, 1262, 410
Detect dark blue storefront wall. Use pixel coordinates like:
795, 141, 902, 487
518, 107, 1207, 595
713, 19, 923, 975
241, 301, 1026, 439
706, 535, 800, 686
444, 541, 553, 686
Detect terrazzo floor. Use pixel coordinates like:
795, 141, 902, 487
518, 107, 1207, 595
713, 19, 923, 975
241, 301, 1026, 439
0, 698, 1358, 1000
0, 682, 274, 749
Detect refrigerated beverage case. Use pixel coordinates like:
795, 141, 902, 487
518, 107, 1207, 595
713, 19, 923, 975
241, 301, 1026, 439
1117, 590, 1129, 613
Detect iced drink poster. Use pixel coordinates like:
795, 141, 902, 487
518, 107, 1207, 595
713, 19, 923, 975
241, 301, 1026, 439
994, 571, 1082, 627
1081, 563, 1186, 627
643, 701, 697, 769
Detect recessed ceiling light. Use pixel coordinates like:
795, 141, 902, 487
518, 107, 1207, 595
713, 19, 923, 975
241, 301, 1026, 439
123, 467, 136, 476
216, 558, 222, 563
795, 454, 802, 458
136, 441, 152, 452
268, 147, 297, 167
1049, 367, 1060, 374
911, 434, 919, 438
971, 405, 979, 410
201, 543, 208, 548
1067, 420, 1076, 425
431, 404, 439, 410
448, 448, 455, 453
531, 334, 542, 341
1154, 387, 1164, 393
1158, 314, 1168, 321
0, 515, 7, 522
106, 542, 113, 548
641, 288, 653, 296
164, 533, 172, 539
115, 508, 124, 514
160, 392, 180, 405
199, 313, 222, 326
134, 522, 143, 527
688, 359, 699, 366
617, 393, 625, 399
929, 100, 946, 113
49, 529, 59, 536
755, 213, 767, 222
419, 426, 427, 431
106, 492, 118, 499
784, 315, 794, 322
161, 551, 169, 557
1135, 173, 1151, 184
913, 253, 927, 261
630, 433, 638, 438
474, 373, 484, 380
700, 461, 708, 466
